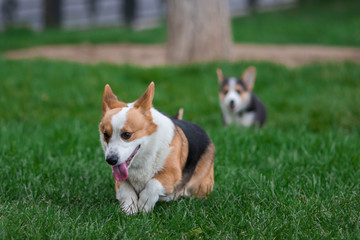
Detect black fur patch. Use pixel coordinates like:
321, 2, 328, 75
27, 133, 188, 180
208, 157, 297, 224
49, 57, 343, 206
238, 93, 267, 127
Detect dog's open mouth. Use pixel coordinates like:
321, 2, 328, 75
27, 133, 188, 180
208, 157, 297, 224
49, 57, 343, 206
112, 145, 141, 182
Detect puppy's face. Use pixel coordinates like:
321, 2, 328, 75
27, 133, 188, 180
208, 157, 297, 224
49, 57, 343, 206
217, 67, 256, 112
219, 78, 250, 112
99, 83, 157, 182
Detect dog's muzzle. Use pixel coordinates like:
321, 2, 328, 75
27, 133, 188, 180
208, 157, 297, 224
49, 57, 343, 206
229, 100, 235, 110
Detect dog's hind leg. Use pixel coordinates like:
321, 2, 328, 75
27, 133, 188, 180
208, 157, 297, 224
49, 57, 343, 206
184, 142, 215, 198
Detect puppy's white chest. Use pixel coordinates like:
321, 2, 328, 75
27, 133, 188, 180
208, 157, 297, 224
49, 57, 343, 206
236, 112, 255, 127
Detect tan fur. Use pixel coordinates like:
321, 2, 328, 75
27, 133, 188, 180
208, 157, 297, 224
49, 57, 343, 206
115, 180, 122, 192
222, 85, 230, 93
100, 84, 127, 142
134, 82, 154, 114
218, 93, 225, 101
242, 66, 256, 91
235, 85, 244, 93
176, 126, 189, 172
154, 126, 188, 194
219, 85, 229, 101
122, 108, 158, 141
241, 92, 251, 103
172, 108, 184, 120
99, 108, 123, 142
102, 84, 127, 116
177, 108, 184, 120
216, 68, 224, 84
183, 142, 215, 198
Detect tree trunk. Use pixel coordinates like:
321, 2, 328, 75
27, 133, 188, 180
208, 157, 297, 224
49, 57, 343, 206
167, 0, 232, 64
44, 0, 62, 28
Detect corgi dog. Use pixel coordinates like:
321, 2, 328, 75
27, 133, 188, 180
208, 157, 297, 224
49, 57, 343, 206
99, 82, 214, 215
217, 66, 267, 127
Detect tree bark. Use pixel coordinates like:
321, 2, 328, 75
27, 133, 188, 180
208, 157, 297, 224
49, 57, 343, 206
44, 0, 62, 28
167, 0, 233, 64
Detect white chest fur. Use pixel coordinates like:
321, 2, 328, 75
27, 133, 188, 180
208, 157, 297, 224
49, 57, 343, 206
237, 112, 255, 127
221, 103, 255, 127
127, 108, 174, 193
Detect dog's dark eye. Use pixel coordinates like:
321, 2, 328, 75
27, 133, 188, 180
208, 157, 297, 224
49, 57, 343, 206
236, 90, 242, 94
103, 132, 110, 141
121, 132, 132, 140
224, 90, 229, 95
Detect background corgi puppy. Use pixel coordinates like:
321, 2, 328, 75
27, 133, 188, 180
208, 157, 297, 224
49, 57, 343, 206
99, 82, 214, 215
217, 67, 267, 127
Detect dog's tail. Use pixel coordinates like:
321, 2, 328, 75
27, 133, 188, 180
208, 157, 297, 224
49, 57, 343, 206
172, 108, 184, 120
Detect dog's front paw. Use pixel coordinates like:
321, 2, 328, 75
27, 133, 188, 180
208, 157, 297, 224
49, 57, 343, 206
116, 181, 139, 215
137, 179, 166, 213
137, 190, 157, 213
120, 200, 138, 215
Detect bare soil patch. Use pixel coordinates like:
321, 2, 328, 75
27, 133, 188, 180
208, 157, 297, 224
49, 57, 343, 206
5, 43, 360, 67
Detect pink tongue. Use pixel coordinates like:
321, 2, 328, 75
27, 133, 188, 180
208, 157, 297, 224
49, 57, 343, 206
112, 163, 128, 181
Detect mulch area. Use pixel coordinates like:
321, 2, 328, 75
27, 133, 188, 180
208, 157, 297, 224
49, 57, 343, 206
5, 43, 360, 67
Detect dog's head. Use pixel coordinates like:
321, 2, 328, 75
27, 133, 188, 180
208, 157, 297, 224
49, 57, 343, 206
99, 82, 158, 182
217, 66, 256, 112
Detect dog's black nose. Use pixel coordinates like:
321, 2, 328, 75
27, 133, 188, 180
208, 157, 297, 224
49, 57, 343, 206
229, 100, 235, 108
106, 155, 118, 165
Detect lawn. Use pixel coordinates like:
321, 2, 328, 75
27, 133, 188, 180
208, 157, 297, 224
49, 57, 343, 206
0, 0, 359, 238
231, 0, 360, 46
0, 58, 359, 239
0, 0, 359, 52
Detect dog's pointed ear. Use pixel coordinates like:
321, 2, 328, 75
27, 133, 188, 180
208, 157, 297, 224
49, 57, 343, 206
134, 82, 155, 113
242, 66, 256, 91
102, 84, 127, 116
216, 68, 224, 84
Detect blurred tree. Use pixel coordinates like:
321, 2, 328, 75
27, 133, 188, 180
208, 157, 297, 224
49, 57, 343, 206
44, 0, 62, 28
122, 0, 137, 28
1, 0, 18, 27
87, 0, 98, 24
167, 0, 232, 64
248, 0, 258, 12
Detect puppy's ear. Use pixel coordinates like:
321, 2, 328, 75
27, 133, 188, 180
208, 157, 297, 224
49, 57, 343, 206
134, 82, 155, 113
216, 68, 224, 84
102, 84, 127, 116
242, 66, 256, 91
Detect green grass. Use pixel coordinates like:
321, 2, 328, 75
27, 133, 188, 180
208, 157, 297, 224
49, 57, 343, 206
0, 58, 359, 239
0, 25, 166, 52
0, 0, 359, 52
232, 0, 360, 46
